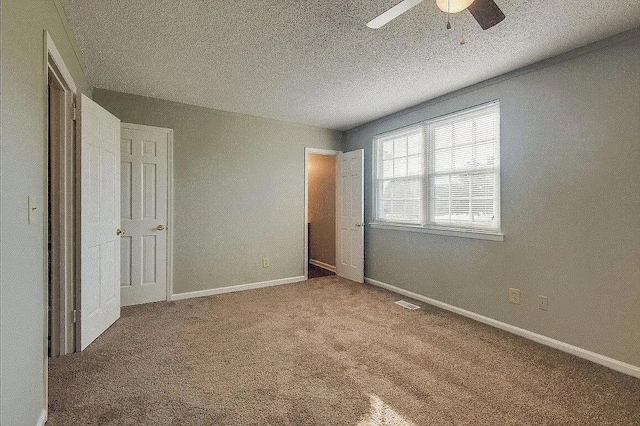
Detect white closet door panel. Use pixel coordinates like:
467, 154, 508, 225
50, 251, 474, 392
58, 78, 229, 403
336, 149, 364, 283
79, 94, 121, 350
120, 125, 169, 306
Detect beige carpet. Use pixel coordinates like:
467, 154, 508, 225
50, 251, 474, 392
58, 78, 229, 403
49, 276, 640, 425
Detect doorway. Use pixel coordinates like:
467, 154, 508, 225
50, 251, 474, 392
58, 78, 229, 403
306, 151, 338, 279
304, 148, 340, 278
46, 34, 78, 357
304, 148, 365, 282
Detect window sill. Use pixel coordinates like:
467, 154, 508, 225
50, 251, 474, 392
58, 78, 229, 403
368, 222, 504, 242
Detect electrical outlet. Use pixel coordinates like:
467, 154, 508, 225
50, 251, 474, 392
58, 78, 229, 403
508, 288, 521, 305
262, 257, 270, 268
538, 295, 549, 311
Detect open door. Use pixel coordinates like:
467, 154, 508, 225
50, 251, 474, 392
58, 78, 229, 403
77, 94, 122, 350
336, 149, 364, 283
120, 124, 171, 307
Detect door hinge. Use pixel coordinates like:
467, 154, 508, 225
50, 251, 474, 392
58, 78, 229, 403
72, 104, 77, 121
72, 309, 78, 323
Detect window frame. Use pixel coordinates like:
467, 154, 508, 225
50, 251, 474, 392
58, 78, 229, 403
371, 101, 503, 240
372, 124, 425, 225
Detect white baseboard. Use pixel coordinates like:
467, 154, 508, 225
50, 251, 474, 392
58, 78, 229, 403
309, 259, 336, 273
37, 408, 47, 426
365, 277, 640, 379
171, 276, 306, 301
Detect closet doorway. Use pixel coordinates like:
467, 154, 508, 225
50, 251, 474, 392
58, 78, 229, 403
304, 149, 339, 279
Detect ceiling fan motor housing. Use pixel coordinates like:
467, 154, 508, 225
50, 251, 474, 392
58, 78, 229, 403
436, 0, 475, 14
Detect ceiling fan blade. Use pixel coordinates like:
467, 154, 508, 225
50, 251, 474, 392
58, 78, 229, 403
366, 0, 425, 29
467, 0, 505, 30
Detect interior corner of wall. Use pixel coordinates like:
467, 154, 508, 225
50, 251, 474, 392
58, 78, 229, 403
51, 0, 92, 91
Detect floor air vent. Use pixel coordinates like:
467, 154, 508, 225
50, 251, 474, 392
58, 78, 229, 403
395, 300, 421, 310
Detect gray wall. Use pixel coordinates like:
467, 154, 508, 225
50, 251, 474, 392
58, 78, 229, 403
1, 0, 91, 424
343, 31, 640, 368
93, 89, 342, 295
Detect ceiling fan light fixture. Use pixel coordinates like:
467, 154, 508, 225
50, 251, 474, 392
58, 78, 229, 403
436, 0, 475, 14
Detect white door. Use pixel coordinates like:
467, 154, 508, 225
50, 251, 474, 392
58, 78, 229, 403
120, 124, 170, 306
78, 94, 121, 350
336, 149, 364, 282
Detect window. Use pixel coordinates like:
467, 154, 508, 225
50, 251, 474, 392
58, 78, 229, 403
375, 126, 424, 224
373, 102, 501, 237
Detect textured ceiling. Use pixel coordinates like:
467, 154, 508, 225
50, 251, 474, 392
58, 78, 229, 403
61, 0, 640, 130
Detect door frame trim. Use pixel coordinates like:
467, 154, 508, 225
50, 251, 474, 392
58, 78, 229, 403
45, 32, 77, 356
120, 123, 175, 301
304, 147, 341, 280
43, 30, 78, 422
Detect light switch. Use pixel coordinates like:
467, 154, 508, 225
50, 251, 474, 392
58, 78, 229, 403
28, 196, 38, 224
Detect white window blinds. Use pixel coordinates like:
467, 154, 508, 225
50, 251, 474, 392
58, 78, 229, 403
373, 102, 501, 234
428, 103, 500, 230
375, 126, 423, 223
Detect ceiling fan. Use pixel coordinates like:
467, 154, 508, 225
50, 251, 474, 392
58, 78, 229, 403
366, 0, 505, 30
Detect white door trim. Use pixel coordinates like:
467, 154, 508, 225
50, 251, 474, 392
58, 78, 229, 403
120, 123, 175, 301
43, 29, 79, 421
45, 32, 77, 93
45, 32, 77, 354
304, 147, 341, 280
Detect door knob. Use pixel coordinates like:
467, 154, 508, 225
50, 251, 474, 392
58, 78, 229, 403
156, 224, 167, 231
116, 228, 126, 235
355, 223, 363, 227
